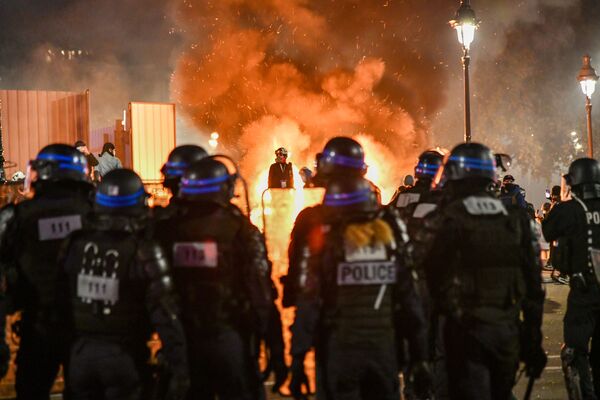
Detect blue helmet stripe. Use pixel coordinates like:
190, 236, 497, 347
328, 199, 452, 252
323, 151, 366, 169
180, 185, 222, 195
324, 188, 371, 207
165, 168, 185, 177
165, 161, 188, 168
181, 174, 229, 187
415, 163, 440, 176
448, 156, 495, 171
58, 163, 86, 173
95, 188, 145, 208
37, 153, 83, 163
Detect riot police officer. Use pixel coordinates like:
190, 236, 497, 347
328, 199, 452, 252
542, 158, 600, 399
153, 158, 273, 400
160, 144, 208, 197
289, 176, 431, 400
0, 144, 94, 399
283, 136, 368, 308
59, 169, 189, 400
423, 143, 546, 400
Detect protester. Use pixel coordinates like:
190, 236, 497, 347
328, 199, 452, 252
74, 140, 98, 180
499, 174, 527, 209
268, 147, 294, 189
96, 142, 123, 177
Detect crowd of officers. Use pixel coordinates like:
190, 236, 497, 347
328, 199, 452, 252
0, 136, 597, 400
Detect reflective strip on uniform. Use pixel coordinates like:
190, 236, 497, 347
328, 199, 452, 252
344, 242, 387, 262
38, 215, 82, 241
77, 273, 119, 303
463, 196, 508, 216
173, 242, 218, 268
396, 193, 420, 208
337, 261, 397, 286
413, 203, 437, 218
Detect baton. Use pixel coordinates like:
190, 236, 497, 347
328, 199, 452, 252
523, 376, 535, 400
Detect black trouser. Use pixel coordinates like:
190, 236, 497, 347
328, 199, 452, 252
322, 334, 399, 400
187, 329, 263, 400
15, 328, 70, 400
444, 319, 519, 400
69, 337, 147, 400
564, 283, 600, 399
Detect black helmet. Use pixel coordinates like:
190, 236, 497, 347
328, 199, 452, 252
317, 137, 367, 178
438, 142, 496, 183
323, 176, 379, 214
565, 158, 600, 186
95, 169, 147, 215
178, 158, 236, 204
31, 144, 89, 182
414, 150, 444, 181
161, 145, 208, 192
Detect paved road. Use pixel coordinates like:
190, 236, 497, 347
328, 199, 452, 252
265, 272, 570, 400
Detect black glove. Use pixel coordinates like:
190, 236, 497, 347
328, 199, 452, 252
410, 361, 433, 399
289, 356, 310, 400
525, 346, 547, 379
0, 341, 9, 379
165, 370, 190, 400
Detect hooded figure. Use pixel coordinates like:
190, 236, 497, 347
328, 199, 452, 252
96, 142, 123, 177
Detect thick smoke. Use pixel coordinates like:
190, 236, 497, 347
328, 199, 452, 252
432, 0, 595, 182
171, 0, 458, 194
0, 0, 176, 128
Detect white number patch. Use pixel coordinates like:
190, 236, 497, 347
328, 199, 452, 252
337, 262, 397, 286
396, 193, 420, 208
77, 273, 119, 303
344, 243, 387, 262
174, 242, 218, 268
463, 196, 507, 216
38, 215, 82, 241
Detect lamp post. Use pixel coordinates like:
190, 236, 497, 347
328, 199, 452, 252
450, 0, 478, 143
577, 54, 598, 158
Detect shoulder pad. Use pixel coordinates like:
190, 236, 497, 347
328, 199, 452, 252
462, 196, 507, 216
137, 240, 170, 275
396, 192, 421, 208
412, 203, 437, 219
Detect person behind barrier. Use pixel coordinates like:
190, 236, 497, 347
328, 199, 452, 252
153, 158, 274, 399
0, 144, 94, 400
542, 158, 600, 399
288, 175, 431, 400
424, 143, 546, 400
59, 168, 189, 400
268, 147, 294, 189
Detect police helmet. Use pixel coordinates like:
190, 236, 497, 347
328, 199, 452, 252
31, 144, 89, 182
317, 137, 367, 178
178, 158, 236, 204
414, 150, 444, 181
161, 145, 208, 191
275, 147, 288, 157
565, 158, 600, 186
95, 169, 147, 215
323, 176, 379, 214
438, 142, 496, 183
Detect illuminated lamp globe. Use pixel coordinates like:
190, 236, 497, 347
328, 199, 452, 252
449, 1, 478, 50
578, 54, 599, 99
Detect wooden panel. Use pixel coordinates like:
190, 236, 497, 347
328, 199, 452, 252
0, 89, 90, 175
129, 102, 176, 182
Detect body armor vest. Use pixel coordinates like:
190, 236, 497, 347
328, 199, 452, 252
67, 229, 149, 342
320, 217, 397, 344
14, 188, 91, 328
443, 195, 526, 324
156, 204, 245, 335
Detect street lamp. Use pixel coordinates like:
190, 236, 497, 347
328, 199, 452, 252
577, 54, 598, 158
450, 0, 478, 143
